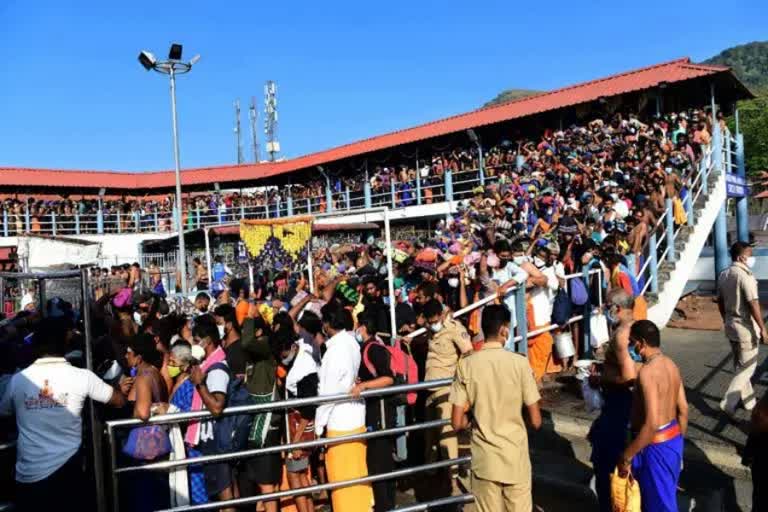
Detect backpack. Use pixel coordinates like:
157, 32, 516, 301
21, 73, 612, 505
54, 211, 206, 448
207, 362, 254, 453
570, 276, 589, 306
551, 288, 572, 327
362, 338, 418, 406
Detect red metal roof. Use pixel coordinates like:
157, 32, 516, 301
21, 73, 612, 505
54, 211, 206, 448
0, 57, 747, 191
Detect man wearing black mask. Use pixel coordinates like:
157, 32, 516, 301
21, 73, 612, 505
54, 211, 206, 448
362, 277, 391, 336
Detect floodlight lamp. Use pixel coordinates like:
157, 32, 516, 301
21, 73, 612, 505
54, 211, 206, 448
189, 54, 201, 66
169, 43, 183, 60
138, 51, 157, 71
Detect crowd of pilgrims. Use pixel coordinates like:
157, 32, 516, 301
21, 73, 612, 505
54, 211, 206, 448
0, 106, 720, 511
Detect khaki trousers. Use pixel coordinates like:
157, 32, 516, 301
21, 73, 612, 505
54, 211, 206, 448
721, 340, 759, 413
424, 389, 471, 488
472, 472, 532, 512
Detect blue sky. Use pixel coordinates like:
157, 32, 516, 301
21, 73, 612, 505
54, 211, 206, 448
1, 0, 765, 172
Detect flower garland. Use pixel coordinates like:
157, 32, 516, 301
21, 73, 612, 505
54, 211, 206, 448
240, 216, 313, 272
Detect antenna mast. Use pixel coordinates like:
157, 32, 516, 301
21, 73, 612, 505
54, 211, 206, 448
264, 81, 280, 161
234, 99, 244, 164
249, 96, 260, 163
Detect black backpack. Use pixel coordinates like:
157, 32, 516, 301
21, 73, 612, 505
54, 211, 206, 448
207, 362, 254, 453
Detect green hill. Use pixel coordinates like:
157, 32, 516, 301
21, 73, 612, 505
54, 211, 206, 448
702, 41, 768, 94
702, 41, 768, 174
482, 89, 540, 108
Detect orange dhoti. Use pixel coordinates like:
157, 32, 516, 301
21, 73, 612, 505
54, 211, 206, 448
326, 426, 374, 512
526, 303, 562, 381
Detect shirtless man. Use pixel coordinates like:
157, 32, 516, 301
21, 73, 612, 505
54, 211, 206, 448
618, 320, 689, 512
626, 209, 648, 277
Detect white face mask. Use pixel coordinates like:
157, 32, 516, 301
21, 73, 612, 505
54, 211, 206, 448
354, 330, 365, 343
746, 256, 756, 269
133, 312, 143, 326
217, 324, 226, 340
191, 344, 206, 361
447, 278, 459, 288
513, 255, 527, 266
430, 322, 443, 333
533, 257, 546, 269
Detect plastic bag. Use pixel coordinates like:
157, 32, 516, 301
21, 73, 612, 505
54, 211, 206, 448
610, 468, 641, 512
582, 379, 603, 413
590, 313, 610, 348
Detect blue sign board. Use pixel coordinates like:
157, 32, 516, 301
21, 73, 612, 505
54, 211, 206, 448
726, 174, 748, 198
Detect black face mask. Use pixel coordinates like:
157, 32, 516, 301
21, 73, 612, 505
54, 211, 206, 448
498, 258, 510, 268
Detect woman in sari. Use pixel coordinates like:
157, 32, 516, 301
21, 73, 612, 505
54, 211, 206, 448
154, 340, 209, 506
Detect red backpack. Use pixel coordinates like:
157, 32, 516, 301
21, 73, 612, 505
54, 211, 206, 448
362, 337, 418, 406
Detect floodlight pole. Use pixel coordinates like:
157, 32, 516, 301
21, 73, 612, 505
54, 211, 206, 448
168, 66, 189, 294
141, 50, 197, 294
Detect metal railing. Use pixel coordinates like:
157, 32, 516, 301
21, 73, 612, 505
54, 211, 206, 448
104, 265, 604, 511
1, 165, 496, 237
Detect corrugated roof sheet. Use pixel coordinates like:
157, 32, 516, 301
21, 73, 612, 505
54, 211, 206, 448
0, 57, 746, 191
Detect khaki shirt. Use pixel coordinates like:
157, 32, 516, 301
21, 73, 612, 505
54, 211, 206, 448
449, 342, 540, 484
718, 262, 759, 344
425, 317, 473, 382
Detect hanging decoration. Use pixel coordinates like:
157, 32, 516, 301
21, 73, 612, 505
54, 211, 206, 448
240, 216, 313, 273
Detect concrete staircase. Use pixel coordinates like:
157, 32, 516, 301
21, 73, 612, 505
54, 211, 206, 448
648, 161, 727, 327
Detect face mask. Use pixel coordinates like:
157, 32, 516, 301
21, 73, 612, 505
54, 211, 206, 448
746, 256, 756, 268
533, 257, 546, 269
354, 331, 365, 343
282, 349, 297, 366
605, 306, 619, 327
383, 296, 391, 305
447, 278, 459, 288
133, 312, 143, 326
497, 258, 510, 268
129, 367, 138, 377
167, 365, 182, 379
430, 322, 443, 333
628, 345, 643, 363
513, 255, 527, 266
191, 344, 206, 361
217, 324, 226, 340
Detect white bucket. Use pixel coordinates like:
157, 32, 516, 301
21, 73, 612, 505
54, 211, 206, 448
574, 359, 595, 381
554, 332, 576, 359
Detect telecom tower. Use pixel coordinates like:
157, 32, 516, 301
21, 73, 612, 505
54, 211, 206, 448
234, 99, 244, 164
249, 97, 260, 163
264, 81, 280, 161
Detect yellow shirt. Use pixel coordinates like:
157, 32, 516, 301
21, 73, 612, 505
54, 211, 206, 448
425, 317, 473, 382
450, 342, 541, 484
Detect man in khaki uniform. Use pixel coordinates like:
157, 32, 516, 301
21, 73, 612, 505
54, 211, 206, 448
717, 241, 767, 416
422, 299, 473, 489
451, 304, 542, 512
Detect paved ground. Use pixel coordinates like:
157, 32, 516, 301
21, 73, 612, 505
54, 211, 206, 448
538, 327, 764, 511
543, 327, 767, 449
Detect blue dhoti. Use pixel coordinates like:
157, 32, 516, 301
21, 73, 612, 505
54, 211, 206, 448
632, 420, 683, 512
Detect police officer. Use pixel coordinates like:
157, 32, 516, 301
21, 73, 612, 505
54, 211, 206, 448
450, 304, 542, 511
717, 241, 767, 417
422, 298, 473, 493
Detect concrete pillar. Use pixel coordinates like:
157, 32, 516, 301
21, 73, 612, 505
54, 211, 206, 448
364, 181, 372, 209
477, 143, 485, 187
51, 212, 57, 236
2, 210, 8, 237
75, 212, 80, 235
390, 180, 397, 209
287, 194, 294, 217
325, 179, 333, 213
445, 169, 454, 202
712, 119, 730, 278
25, 204, 31, 233
735, 133, 749, 243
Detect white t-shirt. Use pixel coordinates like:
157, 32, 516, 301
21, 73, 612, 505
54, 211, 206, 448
198, 363, 230, 444
315, 331, 365, 435
0, 357, 114, 483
